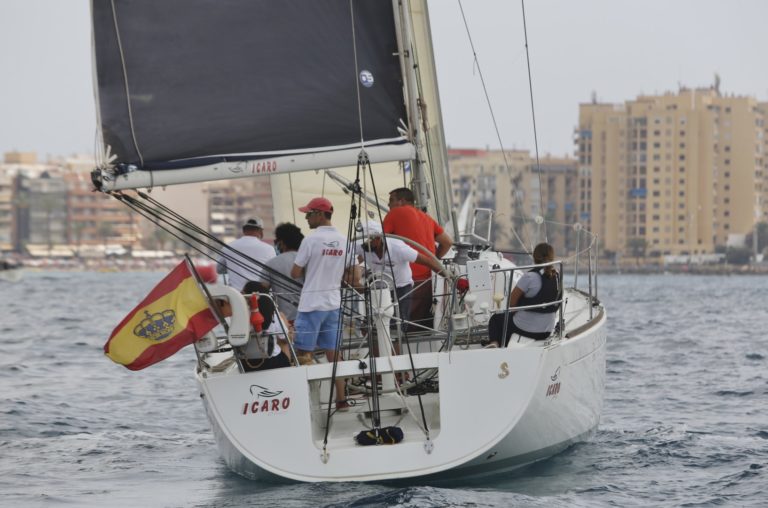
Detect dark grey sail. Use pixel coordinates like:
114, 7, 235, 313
92, 0, 409, 170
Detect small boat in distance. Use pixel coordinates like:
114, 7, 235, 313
89, 0, 607, 482
0, 258, 23, 283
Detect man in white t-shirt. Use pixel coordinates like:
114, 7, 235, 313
290, 197, 349, 410
218, 217, 275, 292
353, 221, 445, 329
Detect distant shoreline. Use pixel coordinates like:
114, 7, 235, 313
596, 264, 768, 275
7, 256, 768, 276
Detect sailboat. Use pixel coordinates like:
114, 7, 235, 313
90, 0, 606, 482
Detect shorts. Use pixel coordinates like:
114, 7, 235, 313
293, 309, 341, 352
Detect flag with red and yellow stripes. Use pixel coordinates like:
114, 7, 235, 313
104, 260, 219, 370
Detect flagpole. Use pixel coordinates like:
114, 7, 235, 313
185, 254, 229, 336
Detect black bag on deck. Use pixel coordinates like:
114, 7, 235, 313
355, 426, 404, 446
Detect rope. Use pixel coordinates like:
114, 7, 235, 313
348, 0, 366, 147
521, 0, 547, 243
457, 0, 535, 255
108, 0, 144, 168
288, 173, 296, 224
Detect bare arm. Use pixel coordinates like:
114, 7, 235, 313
507, 287, 524, 309
342, 264, 363, 288
290, 263, 304, 279
415, 252, 444, 275
435, 232, 453, 259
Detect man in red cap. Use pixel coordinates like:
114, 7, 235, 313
383, 187, 453, 332
290, 196, 349, 410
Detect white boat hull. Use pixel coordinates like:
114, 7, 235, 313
196, 297, 606, 482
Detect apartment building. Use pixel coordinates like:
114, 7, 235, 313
0, 151, 278, 254
448, 149, 578, 255
206, 177, 274, 243
576, 86, 767, 260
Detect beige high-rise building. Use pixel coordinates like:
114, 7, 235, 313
448, 149, 578, 255
576, 87, 767, 261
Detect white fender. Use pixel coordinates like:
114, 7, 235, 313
204, 283, 250, 347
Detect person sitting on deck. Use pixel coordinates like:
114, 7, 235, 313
487, 242, 560, 347
258, 222, 304, 325
215, 293, 292, 371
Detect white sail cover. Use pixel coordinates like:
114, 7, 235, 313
91, 0, 410, 169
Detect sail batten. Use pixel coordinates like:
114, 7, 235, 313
92, 0, 409, 170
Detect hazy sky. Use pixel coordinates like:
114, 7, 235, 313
1, 1, 767, 159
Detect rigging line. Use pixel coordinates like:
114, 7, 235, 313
365, 161, 431, 438
114, 195, 223, 267
456, 1, 512, 175
348, 0, 366, 147
124, 193, 300, 292
108, 0, 144, 168
122, 196, 304, 316
521, 0, 547, 243
457, 0, 532, 254
288, 173, 296, 224
352, 162, 384, 430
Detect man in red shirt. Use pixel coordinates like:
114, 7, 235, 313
383, 187, 453, 332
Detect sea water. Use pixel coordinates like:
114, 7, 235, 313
0, 271, 766, 507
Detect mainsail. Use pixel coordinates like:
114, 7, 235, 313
91, 0, 416, 189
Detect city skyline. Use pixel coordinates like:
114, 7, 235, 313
2, 1, 767, 159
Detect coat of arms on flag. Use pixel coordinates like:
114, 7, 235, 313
104, 259, 219, 370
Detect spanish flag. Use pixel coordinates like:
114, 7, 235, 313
104, 260, 219, 370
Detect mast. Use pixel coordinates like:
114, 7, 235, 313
395, 0, 454, 229
395, 0, 429, 210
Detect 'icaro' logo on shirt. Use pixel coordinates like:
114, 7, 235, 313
322, 241, 343, 257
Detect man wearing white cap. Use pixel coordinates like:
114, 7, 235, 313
354, 221, 446, 330
218, 217, 275, 292
290, 196, 349, 410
